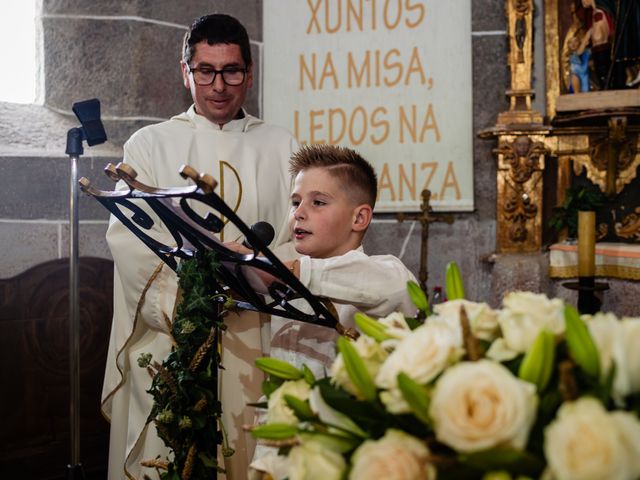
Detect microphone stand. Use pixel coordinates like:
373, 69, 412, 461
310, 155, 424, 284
65, 99, 107, 480
65, 127, 84, 480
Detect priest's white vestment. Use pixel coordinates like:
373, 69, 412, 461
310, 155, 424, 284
101, 106, 297, 480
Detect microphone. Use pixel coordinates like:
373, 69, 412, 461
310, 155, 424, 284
242, 221, 275, 249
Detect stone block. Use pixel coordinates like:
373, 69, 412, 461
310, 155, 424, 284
473, 137, 497, 222
472, 0, 507, 32
0, 156, 116, 221
43, 0, 263, 40
364, 217, 420, 269
427, 218, 496, 302
490, 252, 552, 306
0, 103, 122, 156
0, 222, 60, 278
137, 1, 264, 41
43, 17, 190, 118
101, 118, 156, 148
60, 222, 112, 260
43, 0, 139, 16
472, 34, 509, 131
365, 216, 496, 303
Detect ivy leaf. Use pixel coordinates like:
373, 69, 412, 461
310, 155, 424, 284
198, 452, 217, 468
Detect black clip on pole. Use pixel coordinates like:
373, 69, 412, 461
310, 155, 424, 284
65, 99, 107, 480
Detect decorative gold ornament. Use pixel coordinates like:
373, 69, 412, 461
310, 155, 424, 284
615, 207, 640, 241
481, 0, 640, 254
496, 136, 548, 251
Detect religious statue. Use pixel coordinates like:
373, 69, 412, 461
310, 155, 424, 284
575, 0, 640, 90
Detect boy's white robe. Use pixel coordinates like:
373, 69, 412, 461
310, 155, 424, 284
270, 248, 418, 375
101, 106, 297, 480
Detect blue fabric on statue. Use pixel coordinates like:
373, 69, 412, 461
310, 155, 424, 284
569, 49, 591, 93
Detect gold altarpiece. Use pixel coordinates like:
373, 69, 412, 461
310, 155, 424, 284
481, 0, 640, 254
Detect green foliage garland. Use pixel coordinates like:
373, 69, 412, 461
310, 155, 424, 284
138, 250, 234, 479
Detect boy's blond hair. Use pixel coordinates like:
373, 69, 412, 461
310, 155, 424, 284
289, 145, 378, 208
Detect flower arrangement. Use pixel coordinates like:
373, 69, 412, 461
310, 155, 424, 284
250, 263, 640, 480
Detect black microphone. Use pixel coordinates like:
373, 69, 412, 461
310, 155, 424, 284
242, 221, 275, 249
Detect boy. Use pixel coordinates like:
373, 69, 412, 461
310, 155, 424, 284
233, 144, 417, 374
246, 144, 417, 479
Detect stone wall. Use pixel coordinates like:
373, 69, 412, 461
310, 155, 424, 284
3, 0, 634, 315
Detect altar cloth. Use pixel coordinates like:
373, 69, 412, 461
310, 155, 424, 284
549, 241, 640, 280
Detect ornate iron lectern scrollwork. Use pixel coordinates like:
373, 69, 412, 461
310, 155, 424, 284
81, 163, 340, 329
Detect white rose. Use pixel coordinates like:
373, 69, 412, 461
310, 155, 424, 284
544, 397, 640, 480
378, 311, 413, 348
488, 292, 564, 361
288, 440, 346, 480
376, 322, 462, 413
330, 335, 388, 397
611, 410, 640, 475
349, 429, 436, 480
434, 299, 500, 341
267, 379, 311, 425
620, 318, 640, 394
429, 360, 537, 452
586, 313, 625, 398
587, 314, 640, 403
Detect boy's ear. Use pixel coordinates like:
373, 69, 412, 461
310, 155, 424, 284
352, 204, 373, 232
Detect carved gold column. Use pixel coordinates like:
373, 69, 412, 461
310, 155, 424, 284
480, 0, 549, 252
496, 135, 548, 252
498, 0, 543, 126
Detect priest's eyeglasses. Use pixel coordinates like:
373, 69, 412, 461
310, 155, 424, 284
187, 65, 247, 86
